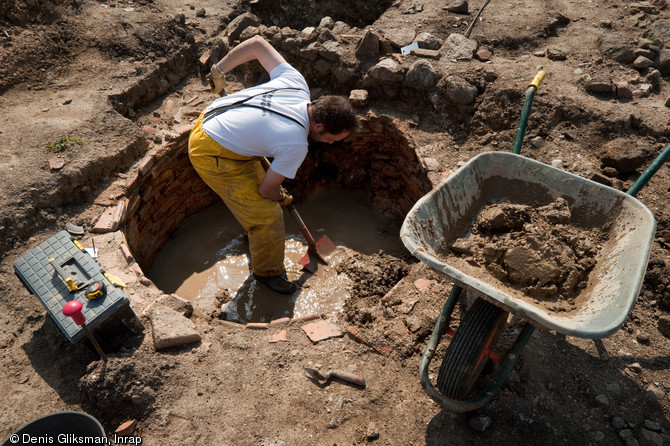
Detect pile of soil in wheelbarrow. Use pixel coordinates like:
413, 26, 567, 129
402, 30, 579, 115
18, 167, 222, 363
445, 197, 611, 312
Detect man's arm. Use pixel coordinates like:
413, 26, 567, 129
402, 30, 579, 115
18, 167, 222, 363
215, 35, 286, 75
258, 168, 286, 201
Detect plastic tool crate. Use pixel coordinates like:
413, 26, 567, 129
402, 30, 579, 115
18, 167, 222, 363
13, 230, 131, 343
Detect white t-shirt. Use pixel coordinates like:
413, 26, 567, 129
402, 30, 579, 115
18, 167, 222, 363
202, 63, 310, 179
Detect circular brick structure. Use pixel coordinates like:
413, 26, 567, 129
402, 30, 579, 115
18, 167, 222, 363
123, 114, 432, 271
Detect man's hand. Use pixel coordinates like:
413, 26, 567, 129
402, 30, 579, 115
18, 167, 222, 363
206, 64, 227, 96
278, 189, 293, 207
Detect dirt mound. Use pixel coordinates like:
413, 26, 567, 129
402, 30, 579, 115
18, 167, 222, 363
78, 356, 177, 418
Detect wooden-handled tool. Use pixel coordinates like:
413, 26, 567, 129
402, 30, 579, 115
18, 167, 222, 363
260, 157, 337, 273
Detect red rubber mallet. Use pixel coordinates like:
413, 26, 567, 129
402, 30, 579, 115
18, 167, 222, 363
62, 300, 107, 362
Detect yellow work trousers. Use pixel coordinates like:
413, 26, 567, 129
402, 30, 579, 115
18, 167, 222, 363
188, 113, 286, 277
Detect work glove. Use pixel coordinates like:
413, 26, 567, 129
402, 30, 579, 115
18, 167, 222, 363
206, 64, 227, 96
278, 189, 293, 207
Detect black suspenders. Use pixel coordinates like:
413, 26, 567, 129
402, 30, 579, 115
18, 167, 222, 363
202, 87, 307, 129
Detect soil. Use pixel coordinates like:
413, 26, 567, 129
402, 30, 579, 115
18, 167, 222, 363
445, 198, 609, 311
1, 0, 670, 445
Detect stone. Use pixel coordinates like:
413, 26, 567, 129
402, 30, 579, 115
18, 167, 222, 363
475, 47, 493, 61
445, 0, 469, 13
48, 156, 65, 171
318, 40, 342, 61
150, 305, 201, 350
633, 56, 654, 69
423, 157, 440, 171
656, 49, 670, 76
368, 58, 405, 83
547, 47, 567, 60
143, 293, 194, 318
469, 414, 492, 432
239, 26, 261, 42
225, 12, 260, 43
318, 16, 334, 29
597, 32, 636, 64
612, 416, 627, 430
299, 41, 320, 61
333, 65, 356, 85
647, 18, 670, 47
355, 29, 380, 59
646, 384, 665, 401
349, 89, 369, 108
415, 32, 441, 50
600, 140, 646, 173
366, 423, 380, 441
585, 76, 613, 94
443, 75, 479, 104
638, 428, 664, 446
615, 81, 633, 99
331, 21, 350, 35
440, 33, 478, 61
385, 28, 416, 49
405, 60, 438, 89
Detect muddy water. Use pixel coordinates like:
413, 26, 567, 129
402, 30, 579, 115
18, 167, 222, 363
147, 188, 405, 323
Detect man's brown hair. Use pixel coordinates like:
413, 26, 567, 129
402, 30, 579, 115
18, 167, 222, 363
311, 95, 359, 135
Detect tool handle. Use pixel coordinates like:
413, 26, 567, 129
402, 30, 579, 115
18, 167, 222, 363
287, 204, 317, 245
49, 258, 79, 291
63, 300, 86, 325
329, 370, 366, 386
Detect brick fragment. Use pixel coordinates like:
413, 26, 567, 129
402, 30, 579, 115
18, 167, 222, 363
302, 319, 343, 343
269, 329, 288, 343
246, 322, 270, 329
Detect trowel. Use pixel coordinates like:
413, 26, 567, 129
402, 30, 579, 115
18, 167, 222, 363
260, 158, 337, 273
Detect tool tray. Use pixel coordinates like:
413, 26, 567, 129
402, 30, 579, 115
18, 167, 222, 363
13, 230, 130, 343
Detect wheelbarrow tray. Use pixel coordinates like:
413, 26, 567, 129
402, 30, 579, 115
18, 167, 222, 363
400, 152, 656, 339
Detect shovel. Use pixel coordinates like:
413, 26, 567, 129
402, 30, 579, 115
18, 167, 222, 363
260, 157, 337, 273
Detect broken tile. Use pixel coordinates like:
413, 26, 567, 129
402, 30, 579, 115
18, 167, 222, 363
414, 278, 436, 292
115, 419, 136, 436
269, 329, 287, 343
302, 319, 343, 343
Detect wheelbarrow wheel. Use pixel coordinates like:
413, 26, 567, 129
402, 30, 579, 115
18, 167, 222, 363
436, 297, 508, 400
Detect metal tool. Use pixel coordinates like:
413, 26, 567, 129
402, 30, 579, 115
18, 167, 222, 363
62, 300, 107, 362
260, 157, 338, 273
303, 366, 365, 387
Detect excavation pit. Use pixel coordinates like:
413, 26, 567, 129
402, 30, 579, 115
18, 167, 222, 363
124, 115, 432, 322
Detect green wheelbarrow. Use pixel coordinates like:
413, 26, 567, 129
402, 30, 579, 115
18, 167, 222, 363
400, 71, 670, 412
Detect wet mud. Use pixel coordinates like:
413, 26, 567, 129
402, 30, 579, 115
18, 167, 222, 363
147, 188, 406, 322
443, 198, 610, 312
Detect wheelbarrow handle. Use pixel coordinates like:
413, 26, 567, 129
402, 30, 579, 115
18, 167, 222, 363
626, 142, 670, 197
512, 70, 546, 155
